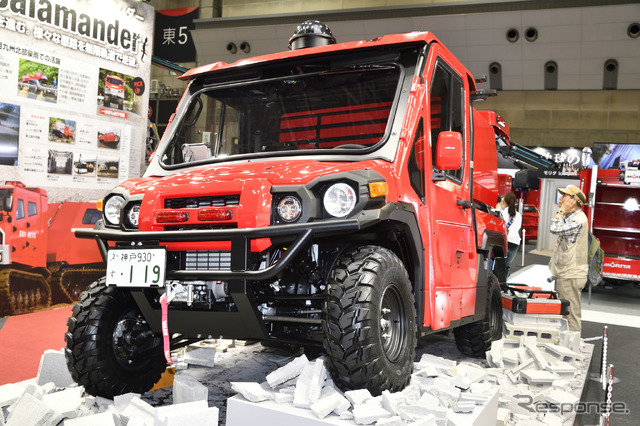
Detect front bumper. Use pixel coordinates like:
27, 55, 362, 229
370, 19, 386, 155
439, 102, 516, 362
73, 204, 417, 339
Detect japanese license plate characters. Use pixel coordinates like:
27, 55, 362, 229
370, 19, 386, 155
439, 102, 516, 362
106, 248, 167, 287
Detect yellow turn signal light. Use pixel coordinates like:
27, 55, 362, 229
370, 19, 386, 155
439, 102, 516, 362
368, 182, 388, 198
96, 199, 103, 211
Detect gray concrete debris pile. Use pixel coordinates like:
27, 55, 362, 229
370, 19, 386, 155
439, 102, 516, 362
228, 352, 500, 425
0, 349, 219, 426
488, 310, 592, 426
227, 314, 592, 425
0, 314, 592, 425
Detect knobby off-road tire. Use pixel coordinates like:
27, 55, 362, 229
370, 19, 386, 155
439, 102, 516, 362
324, 246, 417, 396
453, 273, 503, 357
65, 279, 166, 398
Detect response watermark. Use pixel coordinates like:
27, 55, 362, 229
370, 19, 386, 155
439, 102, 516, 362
515, 395, 630, 415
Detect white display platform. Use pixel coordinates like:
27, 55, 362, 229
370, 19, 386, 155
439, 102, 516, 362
226, 388, 499, 426
508, 264, 555, 291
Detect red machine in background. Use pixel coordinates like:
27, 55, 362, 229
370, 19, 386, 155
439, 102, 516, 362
580, 164, 640, 282
0, 181, 104, 316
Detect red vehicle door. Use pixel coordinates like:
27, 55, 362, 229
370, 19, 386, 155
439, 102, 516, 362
420, 46, 476, 330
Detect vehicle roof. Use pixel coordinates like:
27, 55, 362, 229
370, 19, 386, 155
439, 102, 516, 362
178, 31, 438, 81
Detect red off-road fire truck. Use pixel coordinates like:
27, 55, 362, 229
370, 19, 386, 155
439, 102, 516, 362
68, 27, 519, 398
0, 182, 104, 316
103, 75, 125, 110
98, 132, 121, 148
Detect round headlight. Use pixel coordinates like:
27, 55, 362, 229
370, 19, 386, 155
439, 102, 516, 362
127, 204, 140, 228
277, 196, 302, 222
323, 183, 356, 217
104, 195, 125, 226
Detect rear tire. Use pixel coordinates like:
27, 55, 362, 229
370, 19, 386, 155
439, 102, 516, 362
324, 246, 416, 396
65, 279, 166, 398
454, 273, 503, 356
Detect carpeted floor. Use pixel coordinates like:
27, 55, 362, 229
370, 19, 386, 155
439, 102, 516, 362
0, 306, 72, 385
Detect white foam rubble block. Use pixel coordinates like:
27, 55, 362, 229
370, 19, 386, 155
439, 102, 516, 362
503, 310, 564, 329
542, 343, 582, 364
409, 414, 438, 426
266, 354, 309, 388
415, 353, 457, 376
520, 370, 561, 390
5, 393, 64, 426
546, 388, 579, 407
524, 341, 550, 370
458, 390, 490, 406
273, 386, 295, 404
173, 373, 209, 404
546, 361, 577, 379
352, 402, 392, 425
543, 412, 565, 426
36, 349, 75, 388
501, 348, 522, 369
119, 396, 156, 426
375, 415, 404, 426
63, 411, 120, 426
113, 393, 140, 411
41, 386, 85, 419
398, 382, 421, 405
398, 404, 447, 424
381, 390, 406, 415
184, 348, 217, 368
496, 407, 510, 426
344, 388, 373, 406
452, 398, 475, 413
292, 359, 326, 408
559, 331, 581, 352
155, 400, 219, 426
0, 382, 28, 408
506, 358, 536, 384
503, 323, 560, 344
230, 382, 273, 403
309, 386, 349, 419
485, 338, 504, 368
422, 380, 460, 408
454, 363, 488, 389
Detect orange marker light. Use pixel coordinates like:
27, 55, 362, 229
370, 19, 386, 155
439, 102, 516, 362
368, 182, 388, 198
96, 199, 103, 211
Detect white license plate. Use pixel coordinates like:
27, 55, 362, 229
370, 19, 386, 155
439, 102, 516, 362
106, 248, 167, 287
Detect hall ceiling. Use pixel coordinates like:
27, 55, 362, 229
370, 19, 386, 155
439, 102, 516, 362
190, 2, 640, 90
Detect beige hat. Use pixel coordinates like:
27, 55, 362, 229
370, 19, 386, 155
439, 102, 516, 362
558, 185, 586, 205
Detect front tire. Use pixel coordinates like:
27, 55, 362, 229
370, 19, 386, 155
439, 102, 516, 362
324, 246, 416, 396
454, 273, 503, 356
65, 279, 166, 398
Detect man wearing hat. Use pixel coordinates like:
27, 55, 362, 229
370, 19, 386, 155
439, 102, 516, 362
549, 184, 589, 333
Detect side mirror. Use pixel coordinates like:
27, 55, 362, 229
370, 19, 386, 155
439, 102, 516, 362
435, 131, 463, 170
4, 195, 12, 212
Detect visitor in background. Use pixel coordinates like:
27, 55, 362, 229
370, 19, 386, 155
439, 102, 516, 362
549, 185, 589, 333
499, 192, 522, 279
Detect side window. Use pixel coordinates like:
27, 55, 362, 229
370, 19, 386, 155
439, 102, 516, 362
16, 199, 25, 220
430, 61, 465, 182
28, 201, 37, 217
408, 119, 425, 202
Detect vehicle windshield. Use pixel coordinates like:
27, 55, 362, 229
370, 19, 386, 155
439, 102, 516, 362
106, 77, 123, 86
0, 188, 13, 212
160, 59, 405, 166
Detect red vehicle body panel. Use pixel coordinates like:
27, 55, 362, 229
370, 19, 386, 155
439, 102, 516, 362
47, 202, 103, 265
